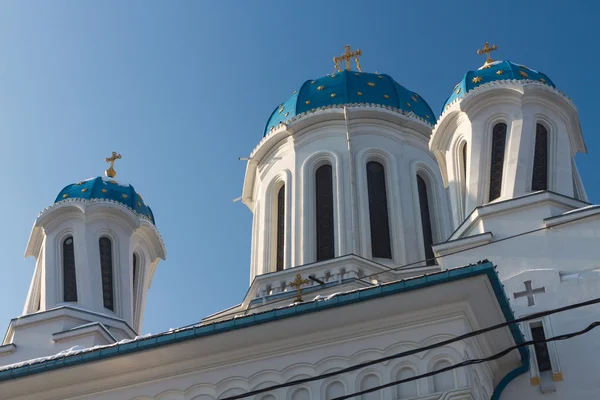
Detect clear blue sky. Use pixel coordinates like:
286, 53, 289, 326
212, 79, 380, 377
0, 1, 598, 335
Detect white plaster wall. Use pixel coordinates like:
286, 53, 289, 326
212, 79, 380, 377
73, 317, 481, 400
438, 207, 600, 399
248, 113, 450, 282
431, 84, 586, 231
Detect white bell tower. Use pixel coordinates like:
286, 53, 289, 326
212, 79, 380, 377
0, 154, 165, 365
430, 44, 587, 228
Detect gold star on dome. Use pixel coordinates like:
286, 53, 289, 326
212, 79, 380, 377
367, 82, 375, 87
472, 76, 483, 83
317, 85, 325, 90
330, 93, 336, 98
384, 94, 389, 99
496, 70, 504, 75
357, 91, 362, 96
540, 77, 547, 83
520, 70, 529, 78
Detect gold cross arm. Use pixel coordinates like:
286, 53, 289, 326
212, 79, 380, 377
333, 45, 363, 73
477, 42, 498, 65
289, 273, 311, 302
105, 151, 122, 178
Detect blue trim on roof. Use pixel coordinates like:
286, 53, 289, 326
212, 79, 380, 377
442, 60, 555, 114
54, 177, 155, 225
0, 261, 527, 385
264, 70, 434, 136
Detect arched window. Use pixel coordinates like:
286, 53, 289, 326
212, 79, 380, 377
325, 381, 345, 399
62, 236, 77, 302
395, 368, 417, 399
489, 123, 507, 201
275, 185, 285, 271
366, 161, 392, 259
360, 374, 382, 400
462, 142, 468, 180
99, 237, 114, 311
432, 360, 455, 393
132, 253, 139, 318
417, 175, 435, 266
532, 123, 548, 191
316, 164, 335, 261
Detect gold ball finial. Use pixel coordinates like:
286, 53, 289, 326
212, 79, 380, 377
105, 151, 122, 178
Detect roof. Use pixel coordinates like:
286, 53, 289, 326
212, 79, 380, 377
264, 70, 435, 136
0, 261, 526, 383
54, 176, 155, 225
442, 60, 555, 113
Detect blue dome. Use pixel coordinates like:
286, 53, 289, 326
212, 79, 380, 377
264, 70, 435, 136
55, 177, 155, 225
442, 60, 555, 113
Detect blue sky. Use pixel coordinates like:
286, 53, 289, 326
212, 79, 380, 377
0, 1, 598, 335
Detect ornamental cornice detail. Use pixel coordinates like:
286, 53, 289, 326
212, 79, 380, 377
251, 103, 434, 158
434, 79, 577, 131
37, 198, 165, 249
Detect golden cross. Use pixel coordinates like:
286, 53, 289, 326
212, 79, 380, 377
288, 273, 310, 302
477, 42, 498, 65
105, 151, 122, 178
333, 45, 363, 73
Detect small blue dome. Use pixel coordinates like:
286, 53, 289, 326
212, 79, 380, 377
442, 60, 555, 113
55, 177, 155, 225
264, 70, 435, 136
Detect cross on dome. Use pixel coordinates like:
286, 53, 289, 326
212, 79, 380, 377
333, 45, 363, 74
477, 42, 498, 65
105, 151, 122, 178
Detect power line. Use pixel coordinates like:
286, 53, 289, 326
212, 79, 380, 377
193, 209, 594, 327
331, 321, 600, 400
220, 295, 600, 399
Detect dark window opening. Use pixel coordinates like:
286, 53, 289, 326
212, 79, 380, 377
532, 124, 548, 191
63, 236, 77, 302
276, 185, 285, 271
367, 161, 392, 259
531, 324, 552, 372
316, 165, 335, 261
99, 237, 114, 311
462, 142, 468, 180
417, 175, 436, 266
489, 123, 507, 201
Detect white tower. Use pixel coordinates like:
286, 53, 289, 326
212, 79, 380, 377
430, 43, 587, 228
205, 48, 453, 320
0, 153, 165, 364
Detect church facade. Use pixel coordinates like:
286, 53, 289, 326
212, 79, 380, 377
0, 44, 599, 400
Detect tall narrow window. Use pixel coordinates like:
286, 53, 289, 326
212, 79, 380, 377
275, 185, 285, 271
62, 236, 77, 302
532, 123, 548, 191
417, 175, 435, 266
367, 161, 392, 259
531, 324, 552, 372
132, 253, 139, 314
316, 164, 335, 261
99, 237, 114, 311
462, 142, 468, 180
489, 123, 507, 201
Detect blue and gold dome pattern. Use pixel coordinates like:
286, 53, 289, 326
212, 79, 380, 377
442, 60, 555, 113
264, 70, 435, 136
55, 177, 155, 225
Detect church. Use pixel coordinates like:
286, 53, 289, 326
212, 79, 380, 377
0, 43, 599, 399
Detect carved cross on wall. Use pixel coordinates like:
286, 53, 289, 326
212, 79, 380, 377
514, 280, 546, 306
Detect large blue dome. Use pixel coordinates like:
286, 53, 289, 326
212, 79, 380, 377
442, 60, 555, 113
264, 70, 435, 136
55, 177, 155, 225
